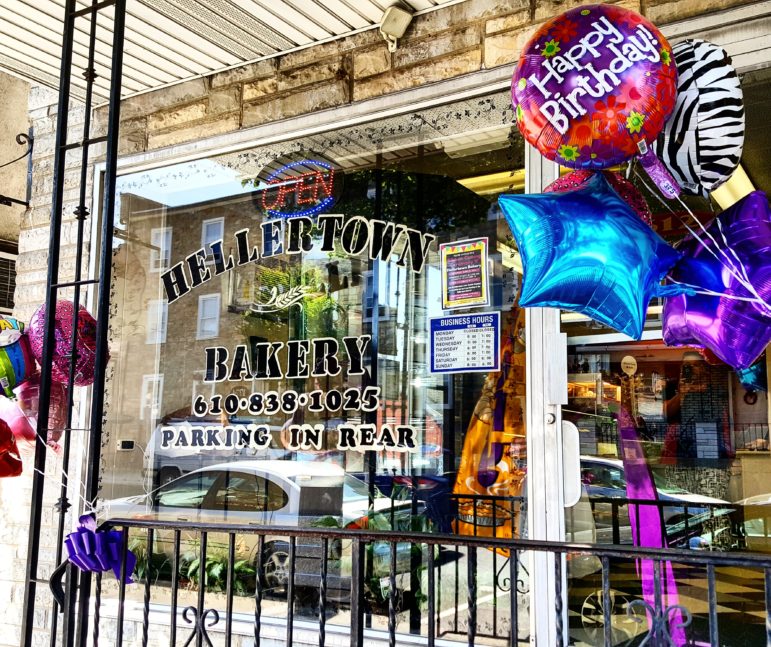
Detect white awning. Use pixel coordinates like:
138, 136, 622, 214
0, 0, 467, 102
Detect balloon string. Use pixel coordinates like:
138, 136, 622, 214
632, 169, 765, 303
672, 193, 769, 309
673, 193, 754, 289
31, 430, 100, 517
712, 214, 753, 286
631, 168, 744, 280
667, 279, 771, 311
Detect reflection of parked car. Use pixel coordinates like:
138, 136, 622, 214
693, 493, 771, 553
102, 461, 425, 597
580, 456, 729, 542
145, 417, 288, 488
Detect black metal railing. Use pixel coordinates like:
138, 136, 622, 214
734, 423, 771, 451
590, 421, 771, 457
49, 515, 771, 647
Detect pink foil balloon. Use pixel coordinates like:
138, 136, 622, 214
545, 170, 653, 226
0, 375, 68, 454
28, 302, 103, 386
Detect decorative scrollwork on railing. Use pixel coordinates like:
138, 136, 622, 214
0, 132, 33, 208
181, 606, 220, 647
626, 598, 693, 646
495, 557, 511, 592
494, 555, 529, 594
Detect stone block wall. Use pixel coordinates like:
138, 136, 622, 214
93, 0, 759, 158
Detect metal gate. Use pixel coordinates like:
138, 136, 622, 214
20, 1, 126, 645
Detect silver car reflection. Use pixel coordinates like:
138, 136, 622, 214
102, 460, 425, 596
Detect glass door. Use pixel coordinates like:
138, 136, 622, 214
558, 62, 771, 643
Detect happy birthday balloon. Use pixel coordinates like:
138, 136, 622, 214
512, 4, 677, 169
654, 39, 744, 196
28, 302, 103, 386
0, 329, 36, 398
662, 191, 771, 370
499, 173, 681, 339
545, 169, 653, 226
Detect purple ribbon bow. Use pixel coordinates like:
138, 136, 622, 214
64, 515, 136, 583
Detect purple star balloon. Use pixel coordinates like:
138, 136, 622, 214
662, 191, 771, 370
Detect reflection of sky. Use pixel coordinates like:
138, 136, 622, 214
116, 160, 253, 208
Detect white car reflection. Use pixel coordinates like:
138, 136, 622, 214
145, 418, 288, 488
102, 461, 425, 595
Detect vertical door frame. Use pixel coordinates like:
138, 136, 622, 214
524, 146, 569, 645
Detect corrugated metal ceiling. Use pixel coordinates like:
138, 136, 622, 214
0, 0, 467, 102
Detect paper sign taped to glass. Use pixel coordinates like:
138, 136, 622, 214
440, 237, 489, 310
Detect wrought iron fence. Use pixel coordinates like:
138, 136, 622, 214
733, 423, 771, 451
49, 514, 771, 647
593, 422, 771, 456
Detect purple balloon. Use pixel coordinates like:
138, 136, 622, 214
662, 191, 771, 370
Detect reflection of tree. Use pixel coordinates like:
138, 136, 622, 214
237, 263, 348, 343
341, 169, 491, 232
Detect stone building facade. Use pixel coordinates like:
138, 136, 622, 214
0, 0, 769, 644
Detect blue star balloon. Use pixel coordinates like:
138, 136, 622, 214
499, 173, 682, 339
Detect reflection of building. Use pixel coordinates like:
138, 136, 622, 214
105, 169, 493, 498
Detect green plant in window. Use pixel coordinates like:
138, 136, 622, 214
179, 548, 256, 595
128, 536, 173, 584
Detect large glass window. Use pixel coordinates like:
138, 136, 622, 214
102, 90, 531, 644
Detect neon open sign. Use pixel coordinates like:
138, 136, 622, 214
259, 159, 338, 218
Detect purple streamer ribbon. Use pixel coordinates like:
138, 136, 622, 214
64, 515, 136, 583
618, 408, 685, 645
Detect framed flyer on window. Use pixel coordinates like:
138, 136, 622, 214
440, 237, 489, 310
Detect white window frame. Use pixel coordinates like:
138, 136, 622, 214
145, 299, 168, 344
0, 250, 17, 315
140, 374, 164, 422
201, 217, 224, 265
150, 227, 172, 273
196, 293, 221, 340
191, 369, 216, 404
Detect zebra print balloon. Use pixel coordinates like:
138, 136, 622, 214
655, 39, 744, 196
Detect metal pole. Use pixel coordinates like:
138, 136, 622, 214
74, 0, 126, 643
57, 4, 102, 645
21, 1, 77, 644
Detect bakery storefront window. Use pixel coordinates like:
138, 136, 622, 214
101, 91, 530, 641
